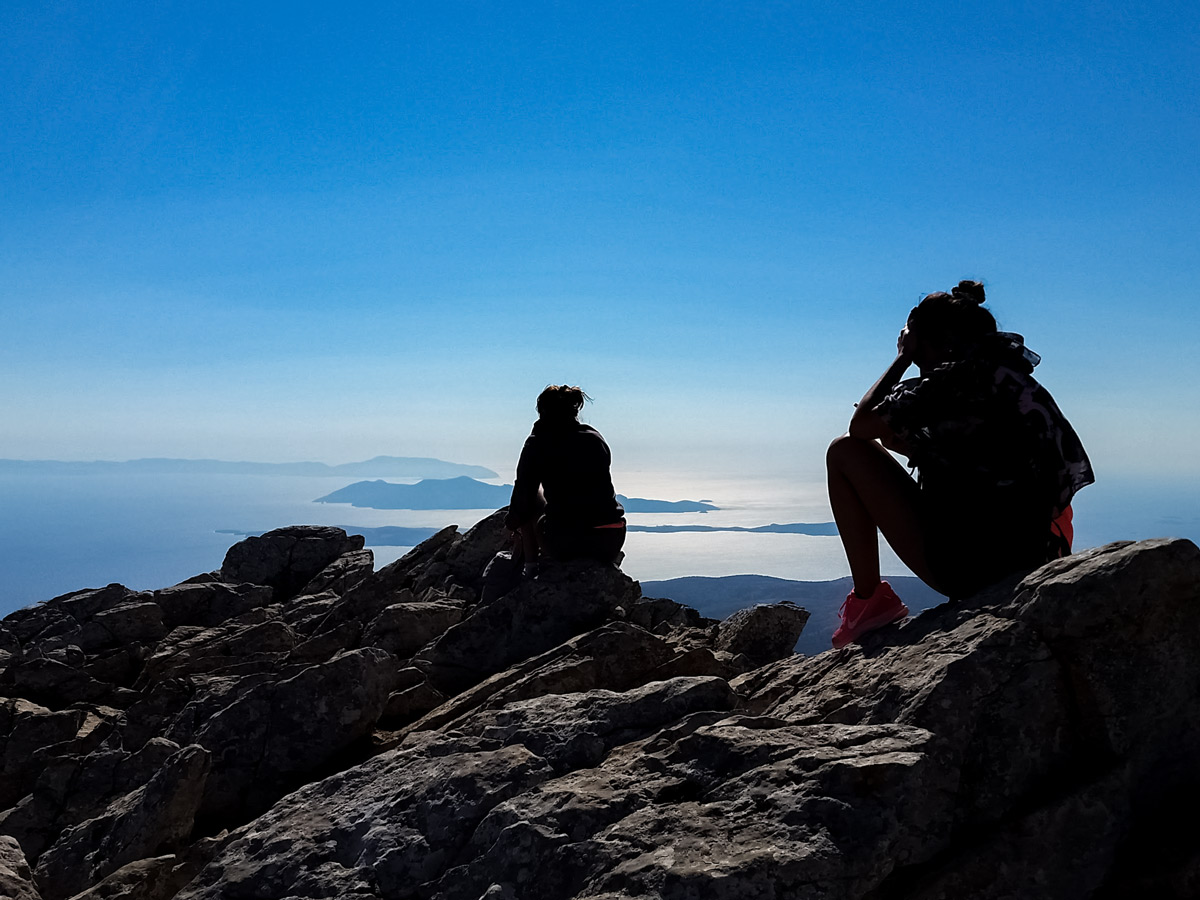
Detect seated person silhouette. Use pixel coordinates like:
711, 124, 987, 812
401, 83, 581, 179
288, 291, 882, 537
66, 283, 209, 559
505, 385, 626, 574
827, 280, 1094, 648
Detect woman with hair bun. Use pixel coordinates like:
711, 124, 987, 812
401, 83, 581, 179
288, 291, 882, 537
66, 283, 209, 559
827, 280, 1094, 648
505, 385, 626, 573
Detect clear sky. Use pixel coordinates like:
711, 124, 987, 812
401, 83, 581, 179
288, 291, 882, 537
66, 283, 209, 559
3, 1, 1197, 482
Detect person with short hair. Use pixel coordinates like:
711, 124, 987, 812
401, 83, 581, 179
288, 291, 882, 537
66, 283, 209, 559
506, 385, 626, 574
827, 280, 1094, 648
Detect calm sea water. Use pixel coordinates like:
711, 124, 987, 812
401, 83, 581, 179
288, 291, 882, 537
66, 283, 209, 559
1, 471, 1196, 617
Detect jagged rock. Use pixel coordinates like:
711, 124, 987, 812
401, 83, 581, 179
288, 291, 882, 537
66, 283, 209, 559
4, 586, 137, 647
191, 647, 398, 821
404, 622, 678, 736
218, 526, 365, 601
298, 548, 375, 597
438, 719, 946, 900
152, 583, 274, 630
1, 700, 86, 807
87, 602, 167, 647
136, 613, 297, 685
277, 590, 342, 635
58, 836, 226, 900
382, 682, 446, 721
7, 658, 113, 707
33, 744, 210, 900
416, 560, 640, 693
624, 595, 715, 631
362, 598, 465, 659
0, 834, 42, 900
714, 601, 809, 666
442, 509, 512, 587
306, 526, 460, 641
0, 737, 191, 864
0, 626, 20, 667
175, 677, 737, 900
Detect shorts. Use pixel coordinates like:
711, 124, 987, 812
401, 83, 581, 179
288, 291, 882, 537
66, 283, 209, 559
919, 484, 1052, 598
538, 516, 627, 565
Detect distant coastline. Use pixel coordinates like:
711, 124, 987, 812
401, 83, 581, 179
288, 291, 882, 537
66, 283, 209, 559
0, 456, 498, 479
314, 477, 720, 513
218, 520, 838, 546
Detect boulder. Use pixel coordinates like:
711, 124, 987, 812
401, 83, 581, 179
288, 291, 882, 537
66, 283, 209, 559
175, 677, 738, 900
404, 622, 678, 736
136, 613, 297, 685
192, 647, 398, 821
152, 583, 274, 630
298, 547, 375, 597
33, 744, 210, 900
0, 835, 41, 900
1, 699, 86, 807
714, 600, 809, 666
416, 560, 640, 693
362, 598, 465, 659
218, 526, 365, 600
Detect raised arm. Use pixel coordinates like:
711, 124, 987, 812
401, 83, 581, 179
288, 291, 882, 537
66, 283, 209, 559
848, 327, 916, 456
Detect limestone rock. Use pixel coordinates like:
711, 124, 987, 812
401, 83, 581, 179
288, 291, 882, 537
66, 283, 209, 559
175, 678, 737, 900
191, 647, 398, 820
714, 600, 809, 667
298, 547, 375, 597
33, 744, 210, 900
362, 598, 465, 659
404, 622, 678, 736
0, 834, 41, 900
137, 613, 297, 685
152, 583, 274, 630
416, 560, 640, 693
218, 526, 365, 601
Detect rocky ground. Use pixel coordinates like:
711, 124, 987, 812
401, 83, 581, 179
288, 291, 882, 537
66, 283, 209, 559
1, 512, 1198, 899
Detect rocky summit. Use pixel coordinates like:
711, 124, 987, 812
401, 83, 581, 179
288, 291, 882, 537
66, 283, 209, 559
0, 515, 1197, 900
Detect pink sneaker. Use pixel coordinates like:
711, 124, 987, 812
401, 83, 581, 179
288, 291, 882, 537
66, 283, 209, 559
832, 581, 909, 649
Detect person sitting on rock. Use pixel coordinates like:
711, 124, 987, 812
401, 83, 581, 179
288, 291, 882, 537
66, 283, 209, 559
505, 384, 627, 574
826, 280, 1094, 648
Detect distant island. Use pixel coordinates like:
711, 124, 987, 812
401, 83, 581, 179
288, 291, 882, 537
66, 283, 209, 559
0, 456, 498, 479
220, 520, 835, 546
314, 477, 720, 513
627, 522, 837, 535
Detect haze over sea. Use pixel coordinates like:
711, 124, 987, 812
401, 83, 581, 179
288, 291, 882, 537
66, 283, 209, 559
2, 463, 1195, 617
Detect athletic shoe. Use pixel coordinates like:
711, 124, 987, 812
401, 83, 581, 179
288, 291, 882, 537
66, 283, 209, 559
831, 581, 909, 649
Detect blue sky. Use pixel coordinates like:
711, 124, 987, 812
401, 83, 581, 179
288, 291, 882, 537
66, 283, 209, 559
2, 1, 1197, 481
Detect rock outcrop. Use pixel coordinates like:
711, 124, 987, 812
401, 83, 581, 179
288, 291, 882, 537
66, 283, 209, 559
1, 516, 1197, 899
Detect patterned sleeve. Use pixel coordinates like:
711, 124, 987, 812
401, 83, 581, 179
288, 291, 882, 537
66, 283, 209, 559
872, 376, 928, 453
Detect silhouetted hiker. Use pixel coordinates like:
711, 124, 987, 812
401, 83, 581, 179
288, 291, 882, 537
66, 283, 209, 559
505, 385, 626, 574
827, 280, 1094, 648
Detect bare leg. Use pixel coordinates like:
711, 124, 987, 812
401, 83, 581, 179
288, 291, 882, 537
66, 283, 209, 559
826, 434, 942, 596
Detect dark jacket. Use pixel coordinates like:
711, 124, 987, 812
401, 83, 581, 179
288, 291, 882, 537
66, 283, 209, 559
507, 419, 624, 530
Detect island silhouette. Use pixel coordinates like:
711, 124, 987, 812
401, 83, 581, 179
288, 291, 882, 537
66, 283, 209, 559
313, 476, 721, 513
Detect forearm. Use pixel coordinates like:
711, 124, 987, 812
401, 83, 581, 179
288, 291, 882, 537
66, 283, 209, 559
849, 353, 912, 436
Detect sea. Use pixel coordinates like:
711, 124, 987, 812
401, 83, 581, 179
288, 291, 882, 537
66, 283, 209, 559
1, 469, 1197, 617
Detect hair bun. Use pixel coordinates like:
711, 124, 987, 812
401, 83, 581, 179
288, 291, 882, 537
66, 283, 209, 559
951, 280, 986, 305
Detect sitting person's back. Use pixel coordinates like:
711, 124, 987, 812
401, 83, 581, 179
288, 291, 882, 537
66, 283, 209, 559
506, 385, 626, 569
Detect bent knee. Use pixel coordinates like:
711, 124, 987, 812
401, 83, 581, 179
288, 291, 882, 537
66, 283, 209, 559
827, 432, 866, 466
